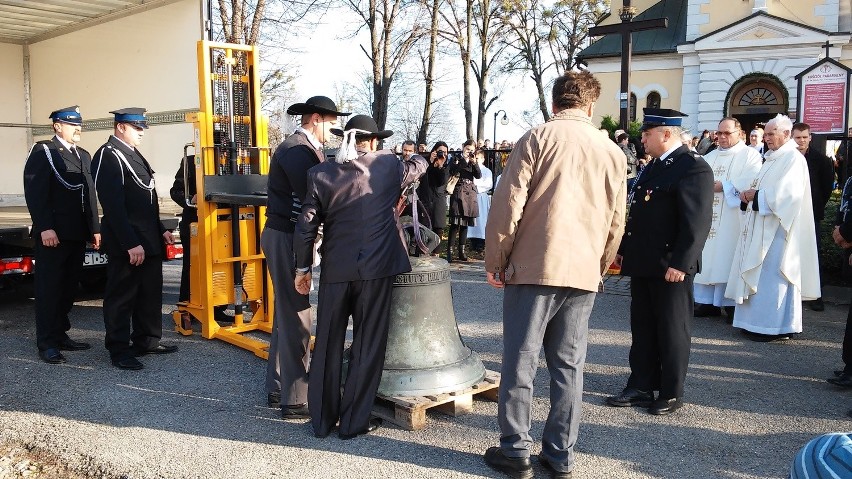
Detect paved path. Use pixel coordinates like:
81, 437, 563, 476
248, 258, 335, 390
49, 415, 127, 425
0, 260, 849, 478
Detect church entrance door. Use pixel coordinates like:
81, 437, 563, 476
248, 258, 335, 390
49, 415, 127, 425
726, 74, 789, 136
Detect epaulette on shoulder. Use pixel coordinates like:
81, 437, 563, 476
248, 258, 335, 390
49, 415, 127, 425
35, 139, 52, 146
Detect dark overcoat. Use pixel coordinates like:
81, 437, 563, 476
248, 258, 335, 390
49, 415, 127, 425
448, 154, 481, 218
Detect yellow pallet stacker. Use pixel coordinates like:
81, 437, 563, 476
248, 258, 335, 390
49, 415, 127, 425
172, 41, 274, 358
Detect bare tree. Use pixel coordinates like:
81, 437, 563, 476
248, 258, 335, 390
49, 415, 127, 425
440, 0, 475, 140
498, 0, 604, 121
500, 0, 554, 121
549, 0, 609, 71
416, 0, 442, 144
470, 0, 509, 141
339, 0, 425, 132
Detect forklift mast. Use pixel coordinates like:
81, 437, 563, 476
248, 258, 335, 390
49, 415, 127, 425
173, 41, 274, 358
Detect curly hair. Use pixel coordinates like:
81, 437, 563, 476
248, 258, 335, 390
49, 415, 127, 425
552, 71, 601, 111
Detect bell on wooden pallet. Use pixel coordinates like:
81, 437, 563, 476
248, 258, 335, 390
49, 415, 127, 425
378, 256, 485, 397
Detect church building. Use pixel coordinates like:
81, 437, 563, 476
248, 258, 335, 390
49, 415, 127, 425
578, 0, 852, 135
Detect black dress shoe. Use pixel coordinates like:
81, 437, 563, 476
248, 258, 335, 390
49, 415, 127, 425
338, 418, 382, 440
743, 331, 790, 343
606, 388, 654, 407
483, 447, 533, 479
648, 397, 683, 415
537, 453, 572, 478
133, 343, 178, 356
112, 357, 144, 370
281, 403, 310, 419
723, 306, 735, 323
827, 374, 852, 388
267, 391, 281, 408
693, 303, 721, 317
39, 348, 66, 364
809, 298, 825, 311
58, 338, 91, 351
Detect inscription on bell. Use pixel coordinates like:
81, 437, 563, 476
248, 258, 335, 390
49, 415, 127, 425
394, 269, 451, 286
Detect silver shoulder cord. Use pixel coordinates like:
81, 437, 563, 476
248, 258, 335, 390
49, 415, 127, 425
99, 145, 156, 203
39, 143, 84, 210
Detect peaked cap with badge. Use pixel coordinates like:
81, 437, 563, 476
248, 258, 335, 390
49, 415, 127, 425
640, 108, 688, 131
49, 106, 83, 126
110, 107, 149, 129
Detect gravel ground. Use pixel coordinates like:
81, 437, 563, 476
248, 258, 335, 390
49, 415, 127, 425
0, 260, 850, 479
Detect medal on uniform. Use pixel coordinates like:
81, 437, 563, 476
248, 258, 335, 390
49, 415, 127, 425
644, 189, 652, 201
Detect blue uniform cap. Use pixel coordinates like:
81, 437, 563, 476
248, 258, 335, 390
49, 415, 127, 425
110, 107, 148, 129
49, 106, 82, 126
641, 108, 687, 131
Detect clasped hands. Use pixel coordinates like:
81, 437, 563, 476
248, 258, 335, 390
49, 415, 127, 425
738, 188, 757, 203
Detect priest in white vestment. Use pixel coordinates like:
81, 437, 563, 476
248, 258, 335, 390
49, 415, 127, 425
467, 150, 493, 251
726, 114, 821, 341
694, 118, 763, 318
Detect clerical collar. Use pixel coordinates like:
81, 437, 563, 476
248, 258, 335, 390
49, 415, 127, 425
54, 135, 75, 151
658, 144, 681, 161
110, 135, 135, 151
295, 127, 323, 150
718, 141, 743, 152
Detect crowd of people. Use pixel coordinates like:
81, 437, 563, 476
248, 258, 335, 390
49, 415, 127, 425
22, 72, 851, 477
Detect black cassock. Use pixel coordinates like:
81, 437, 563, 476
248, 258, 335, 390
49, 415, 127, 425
618, 145, 714, 400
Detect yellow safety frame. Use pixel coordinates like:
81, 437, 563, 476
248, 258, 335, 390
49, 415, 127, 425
172, 41, 274, 359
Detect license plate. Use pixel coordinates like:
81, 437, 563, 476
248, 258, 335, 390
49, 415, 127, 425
83, 251, 108, 266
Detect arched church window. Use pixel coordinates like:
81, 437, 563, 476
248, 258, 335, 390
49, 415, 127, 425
647, 91, 661, 109
630, 93, 637, 122
738, 88, 779, 106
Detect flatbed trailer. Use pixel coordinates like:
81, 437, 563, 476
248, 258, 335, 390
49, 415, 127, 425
0, 205, 180, 292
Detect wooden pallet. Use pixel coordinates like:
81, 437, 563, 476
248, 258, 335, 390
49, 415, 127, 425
372, 369, 500, 430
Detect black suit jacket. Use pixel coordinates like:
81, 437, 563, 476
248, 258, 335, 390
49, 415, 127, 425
619, 145, 714, 278
170, 156, 198, 223
92, 136, 166, 256
23, 136, 99, 242
804, 147, 835, 221
266, 131, 324, 233
294, 150, 428, 283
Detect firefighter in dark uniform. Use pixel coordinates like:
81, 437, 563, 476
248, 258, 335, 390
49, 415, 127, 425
607, 109, 714, 415
23, 106, 100, 364
92, 108, 177, 370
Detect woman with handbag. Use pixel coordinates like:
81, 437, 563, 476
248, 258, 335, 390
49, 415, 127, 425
446, 139, 482, 262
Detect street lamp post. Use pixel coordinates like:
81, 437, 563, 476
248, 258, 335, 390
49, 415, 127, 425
493, 109, 509, 147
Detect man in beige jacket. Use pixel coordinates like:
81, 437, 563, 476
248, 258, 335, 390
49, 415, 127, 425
483, 70, 626, 479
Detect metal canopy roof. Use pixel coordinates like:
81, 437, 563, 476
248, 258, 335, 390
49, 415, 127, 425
0, 0, 180, 44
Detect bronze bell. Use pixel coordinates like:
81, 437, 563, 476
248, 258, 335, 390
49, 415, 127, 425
377, 256, 486, 396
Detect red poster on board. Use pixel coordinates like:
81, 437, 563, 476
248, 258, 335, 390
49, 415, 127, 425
798, 60, 850, 134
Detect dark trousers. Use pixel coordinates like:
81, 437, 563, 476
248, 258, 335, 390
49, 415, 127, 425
102, 250, 163, 360
844, 290, 852, 374
627, 276, 693, 399
34, 240, 85, 351
260, 227, 312, 404
309, 276, 394, 437
178, 220, 191, 302
499, 284, 595, 472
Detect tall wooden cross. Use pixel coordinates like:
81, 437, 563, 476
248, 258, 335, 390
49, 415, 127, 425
588, 1, 667, 130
